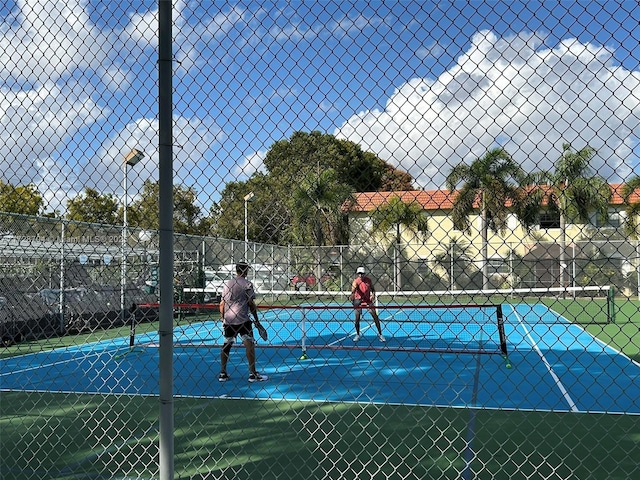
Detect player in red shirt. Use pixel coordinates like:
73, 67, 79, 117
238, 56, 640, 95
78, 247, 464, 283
350, 266, 385, 342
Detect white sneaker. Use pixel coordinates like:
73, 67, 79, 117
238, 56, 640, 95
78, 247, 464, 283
353, 334, 360, 342
378, 334, 386, 342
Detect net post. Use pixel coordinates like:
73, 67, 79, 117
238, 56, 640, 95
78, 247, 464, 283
300, 306, 308, 360
496, 304, 508, 357
608, 286, 616, 324
129, 306, 136, 348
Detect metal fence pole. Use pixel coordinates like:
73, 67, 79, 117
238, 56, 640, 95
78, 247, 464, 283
158, 0, 174, 478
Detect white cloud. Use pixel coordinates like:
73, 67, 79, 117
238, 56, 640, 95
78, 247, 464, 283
335, 30, 640, 190
56, 116, 224, 214
0, 0, 116, 86
0, 1, 199, 214
0, 82, 108, 186
234, 150, 267, 179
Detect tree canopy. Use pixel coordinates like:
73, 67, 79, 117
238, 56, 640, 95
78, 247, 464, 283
66, 188, 119, 225
446, 148, 526, 289
445, 147, 526, 235
0, 180, 44, 216
370, 195, 430, 289
212, 131, 414, 245
126, 180, 206, 235
622, 176, 640, 238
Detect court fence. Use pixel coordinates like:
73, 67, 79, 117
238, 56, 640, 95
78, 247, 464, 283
1, 212, 637, 344
1, 2, 640, 480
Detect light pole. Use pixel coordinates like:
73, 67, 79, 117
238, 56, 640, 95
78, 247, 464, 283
121, 148, 145, 322
244, 191, 255, 260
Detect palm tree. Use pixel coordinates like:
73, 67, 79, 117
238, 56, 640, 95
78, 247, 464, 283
433, 237, 478, 290
522, 143, 611, 288
445, 148, 526, 290
370, 195, 429, 290
622, 176, 640, 238
290, 168, 353, 289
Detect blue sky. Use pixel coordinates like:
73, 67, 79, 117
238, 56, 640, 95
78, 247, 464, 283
1, 1, 640, 214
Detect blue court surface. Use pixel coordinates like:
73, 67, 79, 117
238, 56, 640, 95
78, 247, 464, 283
1, 303, 639, 414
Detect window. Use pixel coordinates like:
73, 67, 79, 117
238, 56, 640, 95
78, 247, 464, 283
592, 210, 623, 228
539, 211, 560, 229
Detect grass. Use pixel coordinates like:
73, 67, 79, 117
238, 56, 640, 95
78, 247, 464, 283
543, 295, 640, 363
1, 392, 639, 480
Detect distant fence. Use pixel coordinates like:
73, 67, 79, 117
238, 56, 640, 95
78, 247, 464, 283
2, 212, 637, 344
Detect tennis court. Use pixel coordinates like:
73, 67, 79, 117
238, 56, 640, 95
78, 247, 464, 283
2, 301, 639, 415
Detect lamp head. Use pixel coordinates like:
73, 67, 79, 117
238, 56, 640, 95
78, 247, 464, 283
124, 149, 145, 167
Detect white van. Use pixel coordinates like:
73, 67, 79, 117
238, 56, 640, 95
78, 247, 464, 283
183, 263, 287, 302
212, 263, 288, 293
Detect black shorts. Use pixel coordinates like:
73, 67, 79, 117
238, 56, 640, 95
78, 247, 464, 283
222, 321, 253, 343
353, 299, 372, 308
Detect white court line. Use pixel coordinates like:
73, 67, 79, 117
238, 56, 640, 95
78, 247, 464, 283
325, 313, 393, 347
510, 305, 579, 413
327, 324, 373, 347
0, 347, 117, 378
549, 309, 640, 370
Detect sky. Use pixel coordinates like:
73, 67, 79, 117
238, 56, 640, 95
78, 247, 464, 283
1, 0, 640, 215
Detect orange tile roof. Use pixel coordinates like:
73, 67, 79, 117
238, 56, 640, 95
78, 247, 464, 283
347, 183, 640, 213
347, 190, 458, 212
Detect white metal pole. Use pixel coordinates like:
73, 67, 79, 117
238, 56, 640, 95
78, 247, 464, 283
244, 198, 248, 260
636, 240, 640, 301
450, 243, 454, 292
59, 221, 65, 333
243, 192, 254, 261
121, 163, 128, 322
339, 245, 343, 293
572, 244, 576, 298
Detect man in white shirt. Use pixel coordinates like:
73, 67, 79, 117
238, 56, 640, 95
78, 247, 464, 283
218, 262, 268, 383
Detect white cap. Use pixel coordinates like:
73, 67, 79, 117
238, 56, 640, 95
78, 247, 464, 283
356, 266, 365, 274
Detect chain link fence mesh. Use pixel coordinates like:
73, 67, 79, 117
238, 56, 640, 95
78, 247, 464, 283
1, 1, 639, 479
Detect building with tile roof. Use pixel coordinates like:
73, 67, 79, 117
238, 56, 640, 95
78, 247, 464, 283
345, 184, 639, 290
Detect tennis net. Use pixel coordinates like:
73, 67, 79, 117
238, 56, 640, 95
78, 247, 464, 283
135, 301, 508, 358
265, 302, 508, 357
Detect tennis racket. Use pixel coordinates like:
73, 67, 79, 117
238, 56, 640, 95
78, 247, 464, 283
255, 321, 268, 341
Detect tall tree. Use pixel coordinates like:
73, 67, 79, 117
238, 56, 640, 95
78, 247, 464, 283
214, 131, 414, 246
522, 144, 611, 287
370, 195, 429, 290
66, 188, 119, 224
264, 131, 414, 193
126, 180, 206, 235
446, 148, 526, 290
290, 168, 354, 246
433, 237, 478, 290
210, 174, 289, 245
0, 181, 43, 215
290, 168, 354, 288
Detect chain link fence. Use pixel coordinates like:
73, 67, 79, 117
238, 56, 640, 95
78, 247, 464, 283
1, 2, 639, 479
